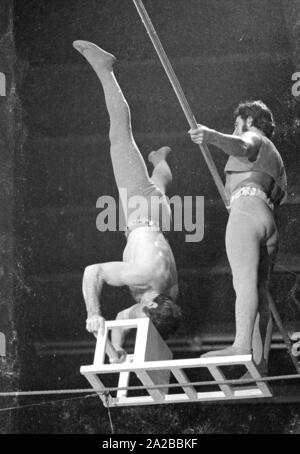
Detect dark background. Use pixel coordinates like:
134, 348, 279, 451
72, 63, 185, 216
5, 0, 300, 433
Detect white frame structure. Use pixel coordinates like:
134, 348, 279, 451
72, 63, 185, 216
80, 318, 273, 407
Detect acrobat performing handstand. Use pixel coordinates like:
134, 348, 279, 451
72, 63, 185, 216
73, 40, 182, 363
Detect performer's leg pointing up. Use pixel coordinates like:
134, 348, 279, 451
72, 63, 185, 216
148, 146, 173, 194
73, 40, 152, 201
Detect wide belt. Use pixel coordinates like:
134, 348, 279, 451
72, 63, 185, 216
230, 186, 274, 210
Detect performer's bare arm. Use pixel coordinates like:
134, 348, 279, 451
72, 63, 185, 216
83, 262, 153, 337
189, 125, 261, 159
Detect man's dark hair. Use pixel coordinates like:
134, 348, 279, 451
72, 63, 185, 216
233, 100, 275, 139
142, 294, 182, 339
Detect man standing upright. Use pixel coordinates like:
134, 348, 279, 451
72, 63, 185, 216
189, 101, 287, 374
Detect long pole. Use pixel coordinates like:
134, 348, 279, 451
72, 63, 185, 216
132, 0, 229, 209
132, 0, 299, 374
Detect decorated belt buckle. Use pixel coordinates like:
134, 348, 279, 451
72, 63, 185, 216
242, 187, 251, 196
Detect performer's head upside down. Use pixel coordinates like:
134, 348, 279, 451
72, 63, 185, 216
73, 40, 182, 363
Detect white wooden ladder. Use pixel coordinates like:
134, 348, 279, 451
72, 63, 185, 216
80, 318, 272, 407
